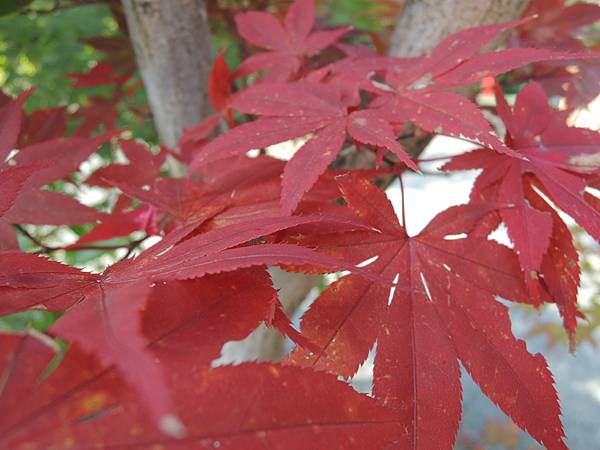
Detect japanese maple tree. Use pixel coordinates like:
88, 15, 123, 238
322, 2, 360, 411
1, 1, 600, 449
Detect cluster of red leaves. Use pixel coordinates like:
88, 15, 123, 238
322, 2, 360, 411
510, 0, 600, 111
2, 1, 600, 449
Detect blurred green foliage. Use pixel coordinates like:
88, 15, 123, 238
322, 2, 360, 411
0, 309, 61, 332
0, 0, 116, 109
321, 0, 398, 32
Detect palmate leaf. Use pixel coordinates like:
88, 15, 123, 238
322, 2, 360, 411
512, 0, 600, 110
0, 271, 401, 449
2, 189, 107, 225
192, 81, 416, 214
444, 81, 599, 340
286, 174, 565, 449
4, 213, 382, 436
10, 133, 114, 188
18, 105, 67, 147
193, 14, 598, 217
233, 0, 349, 82
73, 155, 292, 247
364, 20, 599, 158
208, 48, 234, 125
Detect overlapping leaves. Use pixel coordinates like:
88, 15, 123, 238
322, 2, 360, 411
2, 0, 599, 449
444, 81, 600, 342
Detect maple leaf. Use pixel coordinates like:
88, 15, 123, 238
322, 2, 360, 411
102, 176, 229, 228
3, 189, 107, 226
516, 0, 600, 51
443, 81, 599, 341
82, 5, 137, 79
0, 324, 401, 449
71, 92, 121, 137
72, 155, 294, 247
8, 214, 381, 434
4, 3, 598, 448
511, 0, 600, 110
362, 18, 600, 158
10, 133, 113, 187
192, 81, 416, 214
67, 204, 158, 249
286, 174, 565, 449
234, 0, 350, 82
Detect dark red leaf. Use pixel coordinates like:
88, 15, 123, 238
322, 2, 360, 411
287, 174, 565, 449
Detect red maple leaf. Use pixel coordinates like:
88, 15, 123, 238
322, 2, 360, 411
511, 0, 600, 110
285, 174, 565, 449
0, 311, 401, 448
3, 2, 599, 448
2, 133, 111, 229
363, 18, 599, 157
177, 113, 222, 164
192, 18, 598, 216
192, 81, 416, 214
71, 92, 121, 137
233, 0, 350, 82
3, 214, 381, 434
70, 155, 289, 247
444, 81, 599, 342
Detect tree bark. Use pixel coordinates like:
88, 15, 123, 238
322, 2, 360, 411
389, 0, 528, 57
121, 0, 213, 148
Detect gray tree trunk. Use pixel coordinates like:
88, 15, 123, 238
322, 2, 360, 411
121, 0, 213, 148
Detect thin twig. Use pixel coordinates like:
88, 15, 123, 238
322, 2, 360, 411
15, 224, 149, 255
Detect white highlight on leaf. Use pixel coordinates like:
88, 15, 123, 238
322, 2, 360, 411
159, 414, 186, 439
388, 273, 400, 306
443, 233, 467, 240
356, 255, 379, 268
